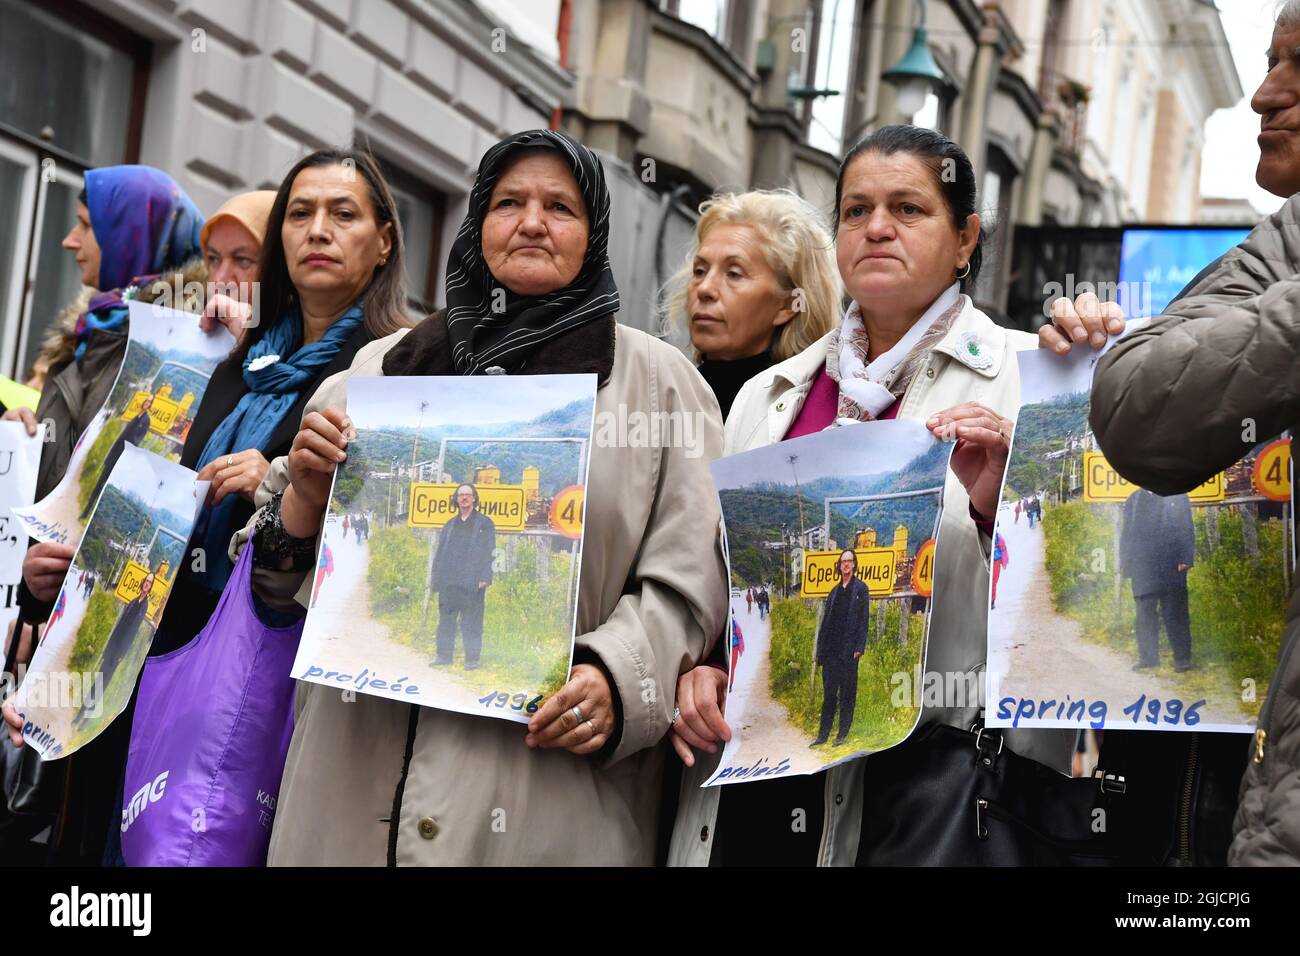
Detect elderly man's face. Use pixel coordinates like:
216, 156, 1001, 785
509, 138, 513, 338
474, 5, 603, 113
1253, 24, 1300, 198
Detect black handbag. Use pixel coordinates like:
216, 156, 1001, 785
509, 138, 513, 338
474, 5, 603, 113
856, 720, 1147, 866
2, 621, 67, 820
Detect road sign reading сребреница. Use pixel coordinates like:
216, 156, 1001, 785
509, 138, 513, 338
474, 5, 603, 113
1082, 451, 1225, 503
406, 482, 527, 531
800, 547, 897, 598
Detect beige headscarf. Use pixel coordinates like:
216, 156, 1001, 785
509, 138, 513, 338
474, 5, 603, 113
199, 189, 277, 252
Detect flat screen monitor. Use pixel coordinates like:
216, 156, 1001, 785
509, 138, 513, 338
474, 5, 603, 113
1118, 228, 1250, 317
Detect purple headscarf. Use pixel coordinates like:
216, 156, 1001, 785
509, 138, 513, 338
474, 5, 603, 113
73, 166, 204, 360
85, 165, 204, 290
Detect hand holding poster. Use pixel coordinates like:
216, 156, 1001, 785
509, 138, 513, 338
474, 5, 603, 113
11, 444, 206, 758
705, 419, 953, 786
294, 374, 597, 723
12, 300, 233, 548
0, 421, 43, 657
987, 345, 1290, 734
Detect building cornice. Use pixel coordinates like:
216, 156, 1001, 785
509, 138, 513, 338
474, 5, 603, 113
996, 67, 1041, 128
649, 6, 758, 98
405, 0, 576, 110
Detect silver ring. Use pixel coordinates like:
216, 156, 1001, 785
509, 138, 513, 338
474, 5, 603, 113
226, 455, 234, 468
571, 704, 585, 724
671, 706, 680, 725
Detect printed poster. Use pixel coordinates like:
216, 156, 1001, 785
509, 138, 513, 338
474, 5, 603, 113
0, 421, 43, 650
987, 344, 1290, 734
294, 374, 597, 723
705, 419, 952, 786
11, 444, 205, 758
13, 300, 233, 547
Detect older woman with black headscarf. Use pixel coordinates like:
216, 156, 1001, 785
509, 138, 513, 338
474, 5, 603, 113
229, 129, 728, 865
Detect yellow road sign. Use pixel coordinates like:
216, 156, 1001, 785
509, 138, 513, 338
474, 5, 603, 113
549, 484, 584, 539
407, 482, 527, 530
124, 391, 182, 436
1187, 471, 1225, 503
911, 538, 936, 598
1253, 438, 1292, 503
800, 547, 896, 598
1083, 452, 1223, 503
114, 560, 169, 620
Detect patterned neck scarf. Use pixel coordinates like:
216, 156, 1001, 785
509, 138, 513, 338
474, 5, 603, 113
825, 284, 964, 422
444, 129, 620, 375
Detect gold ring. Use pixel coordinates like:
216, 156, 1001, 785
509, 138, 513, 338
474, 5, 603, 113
586, 719, 597, 737
227, 455, 235, 468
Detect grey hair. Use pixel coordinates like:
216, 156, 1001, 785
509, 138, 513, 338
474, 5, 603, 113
1278, 0, 1300, 28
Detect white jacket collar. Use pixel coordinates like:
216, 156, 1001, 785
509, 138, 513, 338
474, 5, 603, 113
759, 329, 836, 391
758, 294, 1008, 389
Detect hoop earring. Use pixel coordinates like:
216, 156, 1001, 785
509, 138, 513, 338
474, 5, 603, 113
955, 262, 971, 280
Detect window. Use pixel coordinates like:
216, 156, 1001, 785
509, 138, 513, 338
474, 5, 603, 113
975, 148, 1017, 306
0, 0, 147, 167
374, 157, 447, 313
911, 90, 953, 135
0, 0, 148, 381
663, 0, 729, 42
804, 0, 856, 155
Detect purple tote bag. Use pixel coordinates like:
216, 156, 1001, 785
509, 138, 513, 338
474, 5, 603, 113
121, 544, 302, 866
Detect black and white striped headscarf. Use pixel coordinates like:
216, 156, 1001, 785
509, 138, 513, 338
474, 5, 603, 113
445, 129, 620, 374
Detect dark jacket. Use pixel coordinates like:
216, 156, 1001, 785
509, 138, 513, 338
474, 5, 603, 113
1119, 490, 1195, 597
1091, 195, 1300, 864
432, 509, 496, 594
815, 576, 870, 664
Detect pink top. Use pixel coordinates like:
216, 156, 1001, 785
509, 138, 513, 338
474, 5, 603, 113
783, 368, 898, 440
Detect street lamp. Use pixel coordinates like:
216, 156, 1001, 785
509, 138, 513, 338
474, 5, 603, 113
882, 0, 947, 119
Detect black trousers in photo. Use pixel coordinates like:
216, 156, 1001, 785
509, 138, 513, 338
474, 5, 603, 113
818, 659, 859, 741
1135, 583, 1192, 667
435, 586, 486, 665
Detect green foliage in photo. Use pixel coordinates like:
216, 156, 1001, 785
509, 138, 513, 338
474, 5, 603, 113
366, 524, 575, 698
767, 594, 923, 755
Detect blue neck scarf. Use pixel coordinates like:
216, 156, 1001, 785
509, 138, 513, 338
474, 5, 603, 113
190, 303, 366, 592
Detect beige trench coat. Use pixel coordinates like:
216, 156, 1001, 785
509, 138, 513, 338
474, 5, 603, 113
232, 321, 727, 865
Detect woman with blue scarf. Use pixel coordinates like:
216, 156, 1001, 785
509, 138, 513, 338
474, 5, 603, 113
152, 148, 414, 652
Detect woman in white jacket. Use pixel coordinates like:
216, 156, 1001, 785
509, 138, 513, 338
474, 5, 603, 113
668, 125, 1117, 866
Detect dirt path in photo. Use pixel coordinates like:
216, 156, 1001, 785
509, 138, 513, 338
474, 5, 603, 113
711, 595, 830, 778
16, 565, 94, 755
299, 529, 514, 720
989, 510, 1240, 726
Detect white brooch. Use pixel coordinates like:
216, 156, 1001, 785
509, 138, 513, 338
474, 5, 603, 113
248, 354, 281, 372
955, 332, 993, 370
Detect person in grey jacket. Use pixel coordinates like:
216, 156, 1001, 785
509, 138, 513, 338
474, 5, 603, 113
1092, 195, 1300, 864
1050, 0, 1300, 868
1120, 491, 1195, 672
1053, 0, 1300, 865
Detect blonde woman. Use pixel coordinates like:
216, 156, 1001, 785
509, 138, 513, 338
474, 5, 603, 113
663, 189, 841, 417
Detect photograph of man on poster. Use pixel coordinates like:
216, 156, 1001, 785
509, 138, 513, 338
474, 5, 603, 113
80, 396, 153, 521
813, 549, 871, 747
1121, 490, 1195, 672
432, 483, 498, 670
